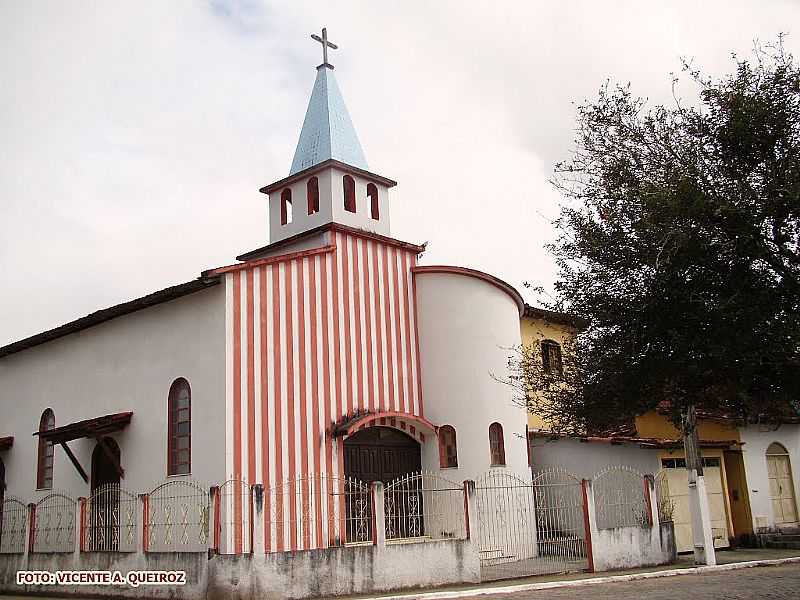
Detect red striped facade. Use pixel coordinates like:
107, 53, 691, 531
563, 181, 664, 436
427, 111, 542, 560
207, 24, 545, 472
223, 230, 423, 552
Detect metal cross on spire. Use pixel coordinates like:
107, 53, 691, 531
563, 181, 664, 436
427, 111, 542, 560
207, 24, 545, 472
311, 27, 338, 68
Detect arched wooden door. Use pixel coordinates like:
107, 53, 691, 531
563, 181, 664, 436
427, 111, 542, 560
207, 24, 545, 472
343, 427, 421, 484
767, 442, 798, 526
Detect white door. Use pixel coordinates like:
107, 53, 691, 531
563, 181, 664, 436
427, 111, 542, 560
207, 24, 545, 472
661, 457, 730, 553
767, 446, 798, 526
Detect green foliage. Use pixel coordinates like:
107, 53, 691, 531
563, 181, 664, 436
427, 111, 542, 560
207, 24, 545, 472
532, 38, 800, 432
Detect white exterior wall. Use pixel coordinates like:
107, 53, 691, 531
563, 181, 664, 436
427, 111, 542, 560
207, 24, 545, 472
530, 437, 662, 479
739, 424, 800, 530
0, 286, 226, 501
414, 272, 527, 480
268, 167, 391, 244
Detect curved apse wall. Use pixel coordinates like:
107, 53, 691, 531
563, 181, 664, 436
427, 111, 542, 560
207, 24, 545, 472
414, 268, 527, 479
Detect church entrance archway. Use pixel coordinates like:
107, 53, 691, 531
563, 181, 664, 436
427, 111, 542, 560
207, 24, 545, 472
91, 437, 121, 491
89, 438, 122, 551
343, 427, 421, 484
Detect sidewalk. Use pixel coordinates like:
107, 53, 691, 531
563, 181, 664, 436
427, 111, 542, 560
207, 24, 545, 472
344, 548, 800, 600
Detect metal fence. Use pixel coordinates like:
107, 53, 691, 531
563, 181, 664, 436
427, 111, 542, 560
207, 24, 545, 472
530, 468, 588, 565
593, 466, 649, 530
145, 479, 209, 552
263, 475, 372, 552
384, 471, 466, 542
0, 496, 28, 554
31, 492, 76, 553
654, 470, 674, 523
218, 479, 252, 554
475, 468, 589, 580
82, 484, 138, 552
475, 469, 537, 569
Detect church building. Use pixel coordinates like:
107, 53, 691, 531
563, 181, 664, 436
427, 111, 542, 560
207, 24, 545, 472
0, 29, 528, 555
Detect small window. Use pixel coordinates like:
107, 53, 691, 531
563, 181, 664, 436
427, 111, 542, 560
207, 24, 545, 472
280, 188, 293, 225
438, 425, 458, 468
702, 457, 721, 468
343, 175, 356, 213
307, 177, 320, 215
168, 378, 191, 475
367, 183, 379, 220
489, 422, 505, 466
541, 340, 563, 375
36, 409, 55, 489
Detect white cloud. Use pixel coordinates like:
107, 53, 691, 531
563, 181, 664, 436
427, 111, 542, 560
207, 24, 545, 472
1, 0, 797, 344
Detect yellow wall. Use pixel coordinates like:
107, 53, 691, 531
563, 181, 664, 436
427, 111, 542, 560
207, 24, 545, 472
520, 316, 576, 431
635, 411, 741, 443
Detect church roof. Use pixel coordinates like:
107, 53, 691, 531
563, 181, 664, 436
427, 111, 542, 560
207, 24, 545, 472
289, 66, 368, 175
0, 278, 219, 359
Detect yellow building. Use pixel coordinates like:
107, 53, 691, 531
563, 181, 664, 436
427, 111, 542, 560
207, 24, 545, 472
521, 305, 753, 551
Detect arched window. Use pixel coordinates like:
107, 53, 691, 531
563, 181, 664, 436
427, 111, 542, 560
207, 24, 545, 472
541, 339, 563, 375
489, 422, 505, 466
438, 425, 458, 468
36, 409, 55, 489
280, 188, 293, 225
343, 175, 356, 213
307, 177, 320, 215
367, 183, 379, 220
168, 378, 191, 475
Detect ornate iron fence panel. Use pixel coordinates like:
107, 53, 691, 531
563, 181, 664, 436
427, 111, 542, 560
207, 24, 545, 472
475, 469, 588, 581
146, 479, 209, 552
218, 479, 252, 554
263, 475, 372, 552
654, 470, 674, 523
83, 484, 137, 552
0, 496, 28, 554
593, 466, 649, 530
32, 492, 76, 553
384, 471, 465, 542
531, 468, 587, 566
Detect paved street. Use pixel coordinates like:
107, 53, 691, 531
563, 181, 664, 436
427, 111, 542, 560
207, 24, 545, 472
464, 564, 800, 599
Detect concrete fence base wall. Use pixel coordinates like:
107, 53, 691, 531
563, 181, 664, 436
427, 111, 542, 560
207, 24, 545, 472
0, 473, 679, 598
0, 539, 479, 600
592, 521, 676, 572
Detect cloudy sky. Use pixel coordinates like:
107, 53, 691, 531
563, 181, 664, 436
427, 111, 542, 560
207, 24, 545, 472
1, 1, 797, 346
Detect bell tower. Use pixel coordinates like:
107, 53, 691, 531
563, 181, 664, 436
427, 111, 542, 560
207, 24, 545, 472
260, 28, 396, 245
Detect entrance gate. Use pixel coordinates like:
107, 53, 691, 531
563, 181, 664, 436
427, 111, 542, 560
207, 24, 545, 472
475, 468, 589, 581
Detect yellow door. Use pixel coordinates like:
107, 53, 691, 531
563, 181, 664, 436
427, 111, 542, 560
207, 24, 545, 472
660, 457, 731, 552
767, 445, 798, 526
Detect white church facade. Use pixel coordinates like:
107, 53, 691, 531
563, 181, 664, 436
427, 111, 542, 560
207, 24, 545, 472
0, 33, 526, 550
0, 31, 680, 599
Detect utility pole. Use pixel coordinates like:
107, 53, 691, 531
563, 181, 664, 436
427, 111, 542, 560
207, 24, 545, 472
682, 404, 717, 565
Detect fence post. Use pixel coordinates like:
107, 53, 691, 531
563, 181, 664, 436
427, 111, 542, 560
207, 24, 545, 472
209, 485, 220, 554
139, 493, 149, 553
372, 481, 385, 547
251, 484, 264, 554
643, 475, 654, 528
77, 497, 86, 553
581, 479, 595, 573
27, 503, 35, 554
462, 480, 476, 540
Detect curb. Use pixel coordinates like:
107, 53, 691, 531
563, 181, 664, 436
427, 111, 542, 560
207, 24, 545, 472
366, 557, 800, 599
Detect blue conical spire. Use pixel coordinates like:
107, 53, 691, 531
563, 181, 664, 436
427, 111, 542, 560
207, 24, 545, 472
289, 66, 368, 175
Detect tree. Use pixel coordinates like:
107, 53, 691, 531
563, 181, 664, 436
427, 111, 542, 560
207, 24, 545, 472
517, 39, 800, 446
